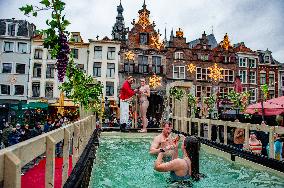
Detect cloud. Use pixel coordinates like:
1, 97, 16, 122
0, 0, 283, 62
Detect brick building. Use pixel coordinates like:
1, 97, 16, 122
257, 49, 280, 100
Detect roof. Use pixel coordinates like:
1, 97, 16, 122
188, 34, 217, 49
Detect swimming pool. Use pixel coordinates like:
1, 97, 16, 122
89, 133, 284, 188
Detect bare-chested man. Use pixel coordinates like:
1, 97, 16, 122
149, 122, 178, 160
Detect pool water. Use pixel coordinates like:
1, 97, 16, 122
89, 135, 284, 188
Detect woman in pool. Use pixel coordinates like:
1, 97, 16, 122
138, 78, 150, 133
154, 136, 201, 181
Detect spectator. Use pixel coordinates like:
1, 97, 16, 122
44, 120, 52, 133
2, 123, 12, 147
21, 124, 31, 141
267, 133, 283, 160
52, 121, 61, 131
32, 123, 43, 137
233, 128, 245, 149
248, 132, 262, 154
8, 128, 20, 146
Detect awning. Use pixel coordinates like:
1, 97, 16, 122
245, 97, 284, 116
11, 102, 48, 111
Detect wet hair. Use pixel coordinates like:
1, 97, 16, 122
184, 136, 201, 181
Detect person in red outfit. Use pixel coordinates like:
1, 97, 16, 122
119, 76, 137, 132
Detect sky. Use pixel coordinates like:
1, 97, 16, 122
0, 0, 283, 62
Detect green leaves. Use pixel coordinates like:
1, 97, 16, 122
19, 5, 34, 15
169, 87, 184, 101
40, 0, 51, 7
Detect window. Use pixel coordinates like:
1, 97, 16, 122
140, 33, 148, 45
138, 55, 148, 73
32, 82, 40, 97
196, 67, 202, 80
124, 62, 134, 73
4, 42, 14, 52
45, 82, 53, 98
94, 46, 102, 59
248, 58, 256, 68
239, 57, 247, 67
152, 56, 162, 74
7, 23, 16, 36
196, 86, 202, 98
107, 47, 116, 60
71, 48, 79, 59
173, 66, 185, 79
206, 86, 211, 97
239, 70, 247, 84
107, 63, 115, 78
93, 62, 101, 77
33, 63, 41, 78
47, 51, 53, 59
199, 54, 208, 61
249, 88, 257, 102
219, 87, 228, 98
46, 64, 55, 78
17, 42, 28, 53
202, 68, 209, 80
106, 82, 114, 96
249, 71, 256, 84
14, 85, 24, 95
174, 52, 184, 60
269, 72, 275, 87
269, 90, 275, 99
242, 87, 248, 92
72, 34, 80, 42
265, 56, 270, 63
34, 49, 43, 59
16, 63, 25, 74
2, 63, 12, 73
282, 75, 284, 87
260, 73, 266, 85
221, 69, 234, 82
0, 85, 10, 95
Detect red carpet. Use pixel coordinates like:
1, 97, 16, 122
21, 156, 73, 188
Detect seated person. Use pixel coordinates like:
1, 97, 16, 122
149, 122, 177, 160
154, 136, 202, 182
248, 131, 262, 154
267, 133, 283, 161
234, 128, 245, 149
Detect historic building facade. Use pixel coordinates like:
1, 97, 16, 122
0, 19, 35, 122
88, 37, 120, 102
115, 1, 167, 120
28, 32, 89, 104
257, 49, 280, 100
234, 42, 259, 103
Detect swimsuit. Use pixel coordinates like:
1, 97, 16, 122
170, 159, 191, 182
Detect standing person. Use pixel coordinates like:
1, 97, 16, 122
2, 123, 12, 147
248, 132, 262, 154
44, 119, 52, 133
234, 128, 245, 149
267, 133, 283, 160
8, 128, 20, 146
119, 76, 137, 132
21, 124, 31, 141
138, 78, 150, 133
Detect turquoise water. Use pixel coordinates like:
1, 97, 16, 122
90, 136, 284, 188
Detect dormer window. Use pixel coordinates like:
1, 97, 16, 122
7, 23, 16, 36
265, 56, 270, 63
72, 34, 80, 42
140, 33, 148, 45
174, 52, 184, 60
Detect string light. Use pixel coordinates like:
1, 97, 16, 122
150, 33, 164, 51
137, 9, 150, 30
208, 63, 224, 82
125, 51, 135, 61
187, 63, 196, 73
149, 74, 162, 89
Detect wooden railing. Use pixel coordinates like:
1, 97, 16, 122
170, 94, 284, 160
0, 115, 96, 188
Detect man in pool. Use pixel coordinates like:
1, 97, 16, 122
149, 122, 178, 160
